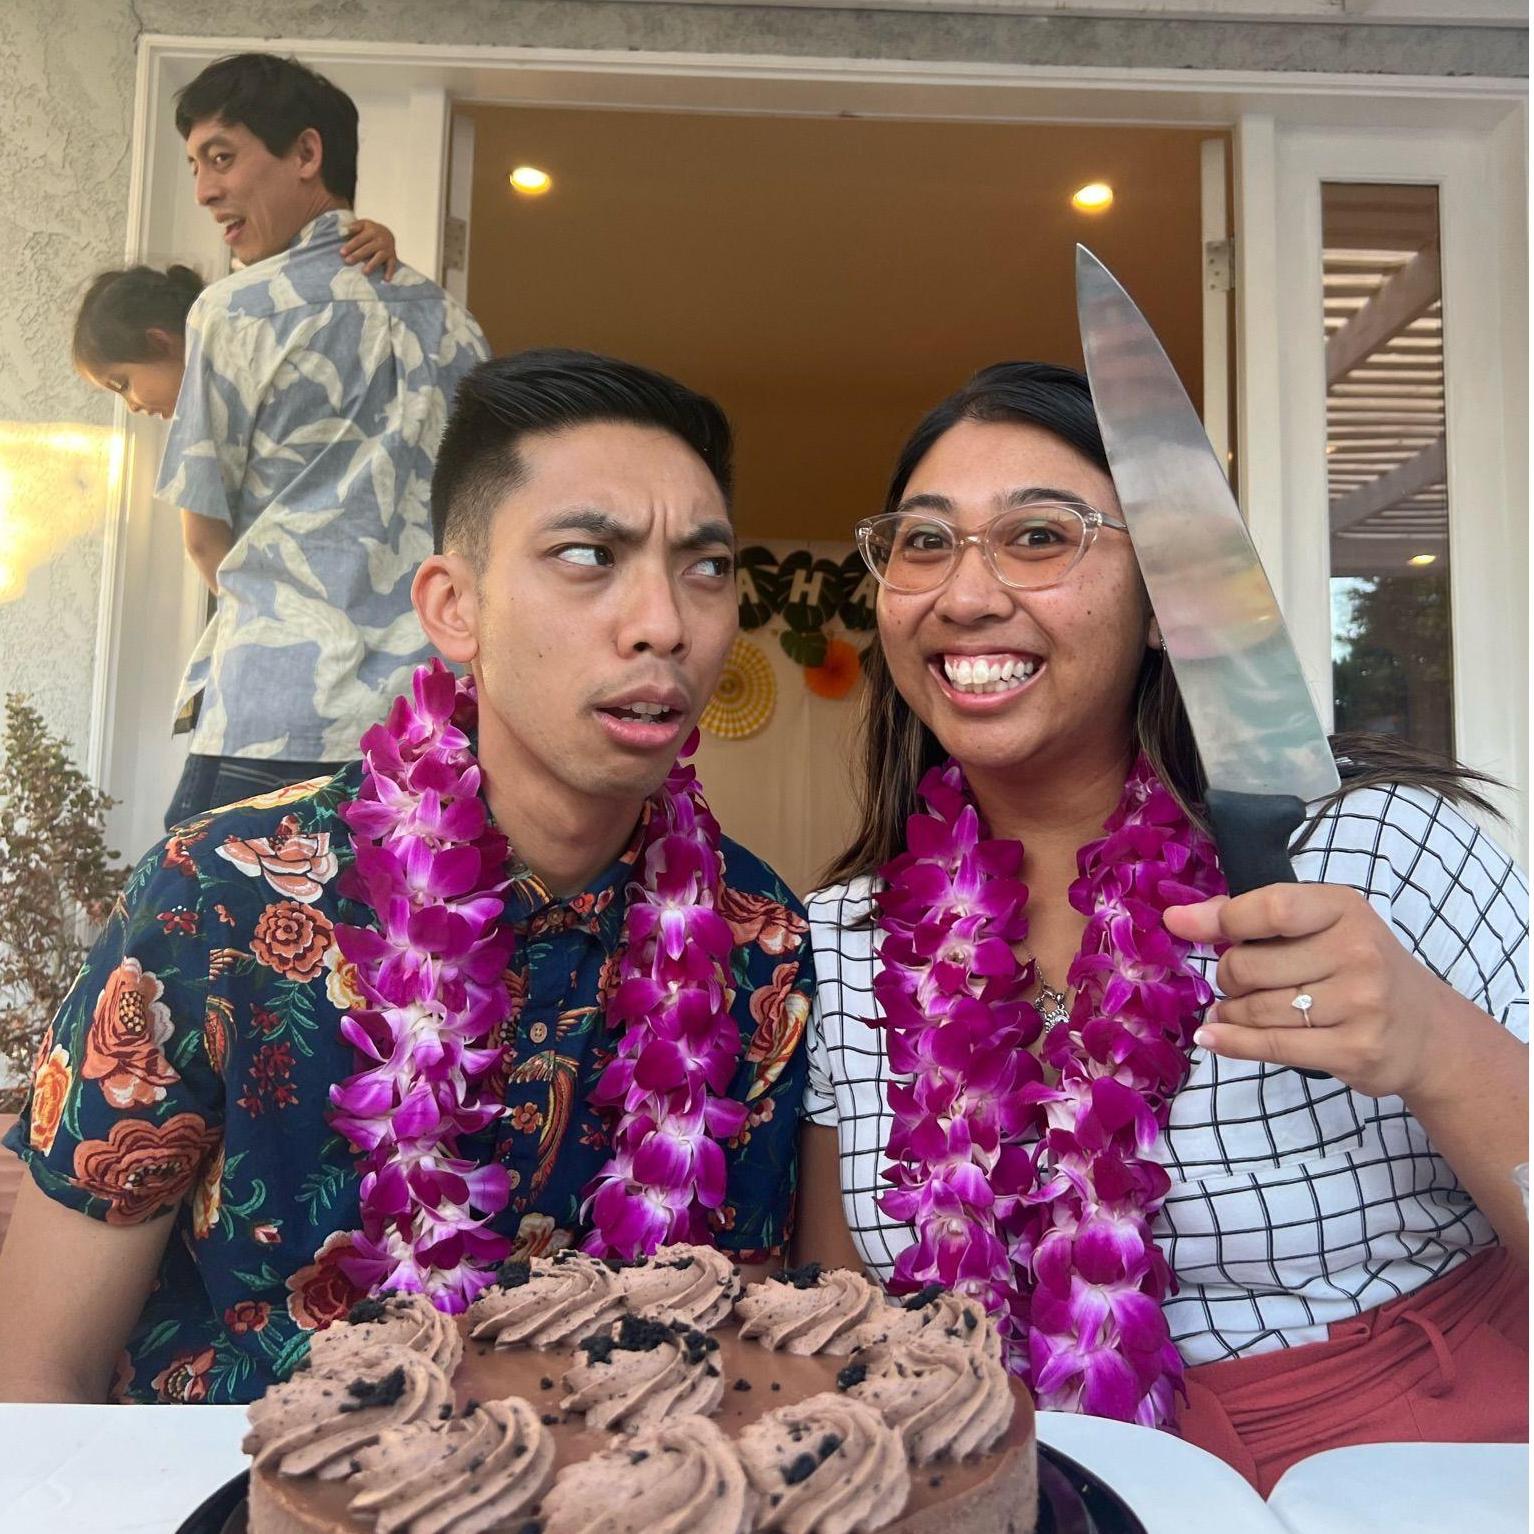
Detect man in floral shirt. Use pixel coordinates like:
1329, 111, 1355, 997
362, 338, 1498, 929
0, 351, 812, 1404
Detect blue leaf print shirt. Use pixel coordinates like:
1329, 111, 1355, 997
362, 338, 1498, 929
155, 211, 490, 760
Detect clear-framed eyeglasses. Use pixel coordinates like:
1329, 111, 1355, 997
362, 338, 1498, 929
854, 501, 1130, 595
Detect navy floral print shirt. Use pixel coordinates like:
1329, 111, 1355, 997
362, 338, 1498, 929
7, 763, 812, 1403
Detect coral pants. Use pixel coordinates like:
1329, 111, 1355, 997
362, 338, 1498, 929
1177, 1247, 1529, 1495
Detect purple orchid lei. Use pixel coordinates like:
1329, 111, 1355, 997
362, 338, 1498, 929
873, 753, 1224, 1426
327, 660, 743, 1309
580, 752, 748, 1258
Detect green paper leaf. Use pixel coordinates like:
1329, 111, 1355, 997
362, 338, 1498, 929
779, 628, 829, 667
838, 551, 879, 631
735, 546, 783, 630
777, 551, 843, 633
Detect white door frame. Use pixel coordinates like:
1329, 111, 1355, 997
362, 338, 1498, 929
96, 34, 1526, 863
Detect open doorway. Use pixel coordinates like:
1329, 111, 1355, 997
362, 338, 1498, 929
105, 40, 1521, 872
457, 106, 1226, 889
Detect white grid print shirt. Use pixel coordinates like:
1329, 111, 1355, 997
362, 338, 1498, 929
802, 784, 1529, 1364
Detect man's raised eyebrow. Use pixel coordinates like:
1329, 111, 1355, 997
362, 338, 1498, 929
542, 508, 643, 544
676, 518, 735, 553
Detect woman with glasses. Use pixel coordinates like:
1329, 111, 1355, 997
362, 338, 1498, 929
794, 362, 1527, 1489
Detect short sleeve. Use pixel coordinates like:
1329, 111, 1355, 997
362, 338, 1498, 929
802, 993, 839, 1128
6, 835, 222, 1224
713, 880, 816, 1259
154, 298, 255, 526
1299, 785, 1529, 1042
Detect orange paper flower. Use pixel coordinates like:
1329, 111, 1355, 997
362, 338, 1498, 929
804, 638, 861, 700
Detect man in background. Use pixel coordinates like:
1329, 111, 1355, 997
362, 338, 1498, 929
157, 52, 489, 829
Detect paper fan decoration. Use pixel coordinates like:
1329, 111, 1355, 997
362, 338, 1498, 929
804, 637, 862, 700
701, 636, 776, 740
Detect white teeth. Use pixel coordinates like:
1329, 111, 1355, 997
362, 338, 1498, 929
940, 655, 1039, 694
619, 701, 669, 718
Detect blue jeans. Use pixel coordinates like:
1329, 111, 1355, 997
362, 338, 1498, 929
163, 753, 341, 833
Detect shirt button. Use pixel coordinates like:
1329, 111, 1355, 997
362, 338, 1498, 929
528, 1021, 548, 1045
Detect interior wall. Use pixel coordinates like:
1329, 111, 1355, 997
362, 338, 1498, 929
464, 108, 1214, 543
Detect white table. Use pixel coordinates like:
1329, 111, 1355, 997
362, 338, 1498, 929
0, 1403, 1524, 1534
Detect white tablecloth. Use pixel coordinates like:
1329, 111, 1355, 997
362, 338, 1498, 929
1266, 1442, 1529, 1534
0, 1403, 1524, 1534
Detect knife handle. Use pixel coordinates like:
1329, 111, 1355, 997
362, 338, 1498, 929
1204, 789, 1329, 1082
1205, 790, 1305, 896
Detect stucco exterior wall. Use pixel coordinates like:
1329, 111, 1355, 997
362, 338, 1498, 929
0, 4, 136, 759
0, 0, 1525, 769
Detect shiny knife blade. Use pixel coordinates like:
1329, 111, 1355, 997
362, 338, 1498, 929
1075, 244, 1339, 897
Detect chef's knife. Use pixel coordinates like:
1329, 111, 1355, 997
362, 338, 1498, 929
1074, 244, 1340, 899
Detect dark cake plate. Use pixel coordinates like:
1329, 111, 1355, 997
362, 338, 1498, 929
1036, 1444, 1148, 1534
179, 1443, 1146, 1534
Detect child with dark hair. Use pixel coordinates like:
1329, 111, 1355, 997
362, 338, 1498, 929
138, 51, 489, 831
0, 347, 814, 1407
72, 224, 398, 421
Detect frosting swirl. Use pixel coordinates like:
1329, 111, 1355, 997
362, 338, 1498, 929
736, 1265, 883, 1356
306, 1293, 464, 1377
611, 1244, 740, 1329
838, 1338, 1013, 1464
345, 1396, 555, 1534
737, 1392, 909, 1534
845, 1287, 1002, 1363
542, 1414, 754, 1534
560, 1313, 724, 1432
467, 1253, 625, 1349
244, 1342, 455, 1479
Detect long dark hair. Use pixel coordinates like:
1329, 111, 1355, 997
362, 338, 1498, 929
72, 264, 204, 372
822, 361, 1500, 886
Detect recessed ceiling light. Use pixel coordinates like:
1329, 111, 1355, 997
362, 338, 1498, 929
1409, 553, 1437, 566
1071, 182, 1114, 213
509, 165, 553, 196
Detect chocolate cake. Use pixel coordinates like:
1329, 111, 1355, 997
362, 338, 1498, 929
244, 1247, 1038, 1534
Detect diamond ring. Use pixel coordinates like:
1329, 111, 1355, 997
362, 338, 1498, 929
1291, 992, 1315, 1026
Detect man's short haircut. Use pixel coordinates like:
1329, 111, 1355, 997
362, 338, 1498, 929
175, 53, 359, 205
431, 349, 735, 565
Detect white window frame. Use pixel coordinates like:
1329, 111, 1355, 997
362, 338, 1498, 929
1270, 119, 1529, 853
